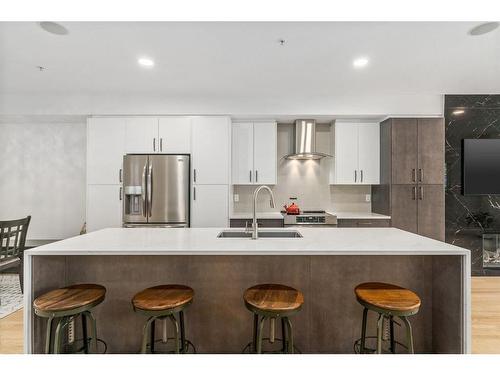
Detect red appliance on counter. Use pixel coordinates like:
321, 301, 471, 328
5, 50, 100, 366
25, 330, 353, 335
283, 203, 300, 215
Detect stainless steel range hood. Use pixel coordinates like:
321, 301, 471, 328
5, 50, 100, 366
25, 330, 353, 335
284, 119, 332, 160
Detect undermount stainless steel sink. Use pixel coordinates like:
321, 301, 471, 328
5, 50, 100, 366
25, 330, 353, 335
217, 230, 303, 238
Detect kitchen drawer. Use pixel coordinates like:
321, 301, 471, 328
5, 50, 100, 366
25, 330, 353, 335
230, 219, 284, 228
337, 219, 391, 228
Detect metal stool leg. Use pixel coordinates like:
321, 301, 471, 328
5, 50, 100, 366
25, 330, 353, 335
284, 317, 294, 354
140, 316, 156, 354
150, 319, 156, 353
82, 311, 98, 353
82, 313, 89, 354
169, 315, 180, 354
389, 316, 395, 354
376, 313, 384, 354
45, 316, 54, 354
53, 317, 69, 354
255, 316, 266, 354
252, 314, 258, 353
179, 311, 186, 353
281, 317, 287, 353
400, 316, 414, 354
360, 307, 368, 354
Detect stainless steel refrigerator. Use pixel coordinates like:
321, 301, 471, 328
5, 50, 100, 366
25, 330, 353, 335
122, 154, 190, 227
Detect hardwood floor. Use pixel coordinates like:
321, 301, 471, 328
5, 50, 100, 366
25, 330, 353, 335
472, 276, 500, 354
0, 309, 23, 354
1, 277, 499, 354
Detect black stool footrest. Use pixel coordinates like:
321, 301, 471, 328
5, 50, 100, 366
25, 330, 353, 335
146, 338, 196, 354
354, 336, 408, 354
242, 338, 302, 354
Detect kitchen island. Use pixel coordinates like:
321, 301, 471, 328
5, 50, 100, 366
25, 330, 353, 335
24, 227, 470, 354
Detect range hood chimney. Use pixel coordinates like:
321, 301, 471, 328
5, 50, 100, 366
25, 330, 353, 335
284, 119, 332, 160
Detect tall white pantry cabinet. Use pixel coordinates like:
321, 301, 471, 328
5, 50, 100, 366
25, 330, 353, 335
86, 116, 231, 232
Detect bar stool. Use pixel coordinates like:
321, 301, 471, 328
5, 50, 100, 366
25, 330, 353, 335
243, 283, 304, 354
33, 284, 106, 354
354, 282, 421, 354
132, 284, 195, 354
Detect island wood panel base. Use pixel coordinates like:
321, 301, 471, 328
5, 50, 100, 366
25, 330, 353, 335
29, 255, 463, 354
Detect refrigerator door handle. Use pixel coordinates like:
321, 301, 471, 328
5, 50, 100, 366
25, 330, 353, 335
148, 163, 153, 217
141, 162, 147, 217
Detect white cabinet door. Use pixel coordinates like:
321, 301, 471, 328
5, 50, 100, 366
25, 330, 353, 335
158, 117, 191, 154
86, 185, 122, 232
357, 123, 380, 184
87, 118, 125, 184
253, 122, 277, 185
231, 122, 254, 184
191, 184, 228, 227
125, 118, 158, 153
192, 117, 230, 185
334, 123, 359, 184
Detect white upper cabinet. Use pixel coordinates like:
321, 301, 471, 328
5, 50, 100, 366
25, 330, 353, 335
357, 123, 380, 184
191, 117, 231, 185
232, 122, 254, 184
87, 117, 125, 185
332, 122, 380, 185
125, 117, 158, 153
231, 121, 277, 185
253, 122, 277, 185
158, 117, 191, 154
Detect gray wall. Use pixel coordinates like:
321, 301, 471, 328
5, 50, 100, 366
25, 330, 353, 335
0, 116, 86, 240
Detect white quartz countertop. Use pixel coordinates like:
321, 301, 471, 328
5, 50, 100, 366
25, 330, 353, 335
230, 212, 391, 220
331, 212, 391, 220
26, 227, 468, 256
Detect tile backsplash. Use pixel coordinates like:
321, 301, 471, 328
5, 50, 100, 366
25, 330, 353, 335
232, 123, 372, 213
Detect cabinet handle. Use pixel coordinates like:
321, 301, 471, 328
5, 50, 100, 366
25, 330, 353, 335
412, 169, 416, 182
193, 169, 197, 183
419, 186, 424, 200
119, 168, 122, 183
256, 170, 258, 183
412, 186, 417, 200
119, 187, 122, 201
153, 138, 156, 152
360, 170, 363, 183
418, 168, 423, 183
249, 170, 252, 182
193, 186, 196, 200
354, 170, 357, 183
160, 138, 163, 152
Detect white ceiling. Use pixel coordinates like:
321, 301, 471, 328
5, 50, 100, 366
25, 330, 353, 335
0, 22, 498, 117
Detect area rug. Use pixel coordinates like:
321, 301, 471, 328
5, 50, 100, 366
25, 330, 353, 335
0, 274, 23, 318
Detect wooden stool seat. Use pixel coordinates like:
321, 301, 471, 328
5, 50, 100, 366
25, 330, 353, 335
132, 284, 194, 312
33, 284, 106, 314
355, 282, 421, 315
244, 284, 304, 314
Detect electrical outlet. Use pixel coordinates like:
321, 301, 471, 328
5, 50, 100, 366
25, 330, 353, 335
234, 194, 239, 202
365, 194, 371, 202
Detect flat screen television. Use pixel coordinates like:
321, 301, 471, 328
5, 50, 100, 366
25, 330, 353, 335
463, 139, 500, 195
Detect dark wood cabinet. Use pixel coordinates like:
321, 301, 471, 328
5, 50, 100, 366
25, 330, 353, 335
390, 185, 418, 233
230, 218, 284, 228
337, 219, 391, 228
417, 118, 445, 185
391, 118, 418, 184
417, 184, 445, 241
373, 117, 445, 241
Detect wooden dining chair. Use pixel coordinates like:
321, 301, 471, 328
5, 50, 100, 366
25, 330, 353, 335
0, 216, 31, 292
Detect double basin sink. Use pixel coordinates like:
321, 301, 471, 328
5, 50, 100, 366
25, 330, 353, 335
217, 230, 302, 238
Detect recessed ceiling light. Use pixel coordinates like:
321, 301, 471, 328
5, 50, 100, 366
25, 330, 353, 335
353, 57, 369, 69
452, 109, 465, 115
38, 22, 69, 36
469, 22, 499, 36
138, 57, 155, 68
